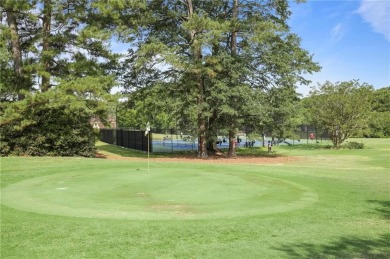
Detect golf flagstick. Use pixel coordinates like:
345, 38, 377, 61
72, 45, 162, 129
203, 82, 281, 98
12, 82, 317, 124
145, 122, 150, 173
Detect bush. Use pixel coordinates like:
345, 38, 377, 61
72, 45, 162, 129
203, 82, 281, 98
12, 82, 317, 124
0, 91, 99, 157
342, 141, 364, 150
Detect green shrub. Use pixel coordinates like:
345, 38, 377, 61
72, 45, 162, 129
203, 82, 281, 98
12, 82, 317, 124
342, 141, 364, 149
0, 91, 99, 157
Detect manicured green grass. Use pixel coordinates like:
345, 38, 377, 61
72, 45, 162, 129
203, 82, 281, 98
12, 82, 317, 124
1, 139, 389, 258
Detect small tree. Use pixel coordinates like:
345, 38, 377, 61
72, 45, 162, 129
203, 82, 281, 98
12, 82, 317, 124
307, 81, 373, 148
0, 76, 113, 157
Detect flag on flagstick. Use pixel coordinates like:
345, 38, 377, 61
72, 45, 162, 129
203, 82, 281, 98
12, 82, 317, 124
145, 122, 150, 136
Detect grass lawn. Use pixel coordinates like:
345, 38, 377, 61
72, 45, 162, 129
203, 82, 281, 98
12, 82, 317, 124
1, 139, 389, 258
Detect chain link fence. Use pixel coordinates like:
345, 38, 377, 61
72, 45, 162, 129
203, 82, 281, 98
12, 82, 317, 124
99, 125, 329, 153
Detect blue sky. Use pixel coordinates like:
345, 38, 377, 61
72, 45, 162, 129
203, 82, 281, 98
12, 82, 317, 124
289, 0, 390, 96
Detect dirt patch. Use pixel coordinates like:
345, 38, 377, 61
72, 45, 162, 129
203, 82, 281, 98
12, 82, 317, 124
96, 152, 300, 165
95, 152, 142, 161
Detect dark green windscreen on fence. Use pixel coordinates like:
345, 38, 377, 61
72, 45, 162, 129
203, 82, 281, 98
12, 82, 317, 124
100, 129, 151, 152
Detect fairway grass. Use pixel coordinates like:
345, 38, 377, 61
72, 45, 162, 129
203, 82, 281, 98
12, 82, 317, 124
1, 138, 389, 258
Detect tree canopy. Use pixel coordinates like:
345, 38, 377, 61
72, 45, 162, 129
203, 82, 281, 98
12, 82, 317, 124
305, 80, 374, 148
118, 0, 320, 157
9, 1, 389, 157
0, 0, 118, 156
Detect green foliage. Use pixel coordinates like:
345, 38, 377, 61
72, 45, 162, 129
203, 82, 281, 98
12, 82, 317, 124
1, 0, 119, 96
1, 0, 119, 156
306, 80, 373, 148
372, 87, 390, 112
116, 83, 181, 130
342, 141, 364, 150
365, 87, 390, 137
117, 0, 320, 156
367, 111, 390, 137
0, 104, 96, 157
262, 85, 303, 139
1, 0, 321, 157
0, 13, 33, 101
0, 82, 114, 156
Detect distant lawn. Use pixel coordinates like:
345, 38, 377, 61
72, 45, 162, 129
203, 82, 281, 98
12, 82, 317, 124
1, 139, 389, 258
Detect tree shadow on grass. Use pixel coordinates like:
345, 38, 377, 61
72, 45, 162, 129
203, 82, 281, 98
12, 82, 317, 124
275, 234, 390, 259
367, 200, 390, 220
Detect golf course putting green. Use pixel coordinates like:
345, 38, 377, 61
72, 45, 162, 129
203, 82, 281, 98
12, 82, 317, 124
1, 166, 318, 220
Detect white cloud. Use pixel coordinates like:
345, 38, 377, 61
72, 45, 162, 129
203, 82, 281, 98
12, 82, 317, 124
358, 0, 390, 42
331, 23, 344, 42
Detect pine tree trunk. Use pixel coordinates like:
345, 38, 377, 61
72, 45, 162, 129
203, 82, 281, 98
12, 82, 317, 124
197, 113, 207, 158
186, 0, 208, 158
231, 0, 238, 56
197, 75, 208, 158
6, 10, 24, 100
206, 110, 219, 153
41, 0, 52, 91
227, 0, 239, 158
